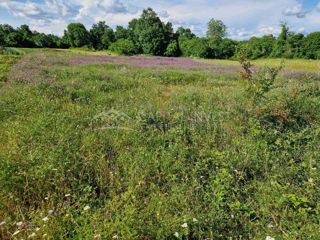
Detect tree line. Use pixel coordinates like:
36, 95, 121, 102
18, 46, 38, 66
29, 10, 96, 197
1, 8, 320, 59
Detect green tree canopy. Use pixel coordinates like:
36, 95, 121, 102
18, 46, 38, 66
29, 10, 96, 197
302, 32, 320, 59
128, 8, 172, 55
65, 23, 90, 48
207, 19, 227, 40
90, 21, 115, 50
271, 23, 290, 58
115, 26, 129, 40
17, 24, 34, 47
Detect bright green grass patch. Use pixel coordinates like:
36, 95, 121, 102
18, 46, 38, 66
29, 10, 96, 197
198, 58, 320, 72
0, 55, 20, 82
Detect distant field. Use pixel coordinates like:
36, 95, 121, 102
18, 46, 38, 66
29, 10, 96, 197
0, 49, 319, 239
199, 58, 320, 72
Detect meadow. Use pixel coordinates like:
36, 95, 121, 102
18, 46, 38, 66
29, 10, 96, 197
0, 49, 319, 239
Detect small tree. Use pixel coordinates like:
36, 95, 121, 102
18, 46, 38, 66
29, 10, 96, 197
207, 19, 227, 41
271, 23, 289, 58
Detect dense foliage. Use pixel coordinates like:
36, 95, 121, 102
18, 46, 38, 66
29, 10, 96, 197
0, 8, 320, 59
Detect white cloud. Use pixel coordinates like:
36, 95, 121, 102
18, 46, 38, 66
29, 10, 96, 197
282, 4, 309, 18
74, 0, 133, 21
0, 0, 319, 38
158, 10, 170, 18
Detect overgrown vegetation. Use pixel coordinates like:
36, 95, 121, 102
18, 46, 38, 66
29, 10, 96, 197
0, 49, 319, 239
0, 47, 22, 82
1, 9, 320, 60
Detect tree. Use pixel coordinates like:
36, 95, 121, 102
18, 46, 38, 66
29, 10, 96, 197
90, 21, 115, 50
207, 19, 227, 40
164, 40, 179, 57
128, 8, 172, 56
115, 26, 129, 40
33, 33, 58, 48
301, 32, 320, 59
176, 27, 195, 41
216, 38, 237, 59
0, 31, 4, 46
237, 35, 275, 59
17, 24, 34, 47
271, 23, 289, 58
58, 34, 70, 48
5, 32, 21, 47
287, 33, 304, 58
101, 29, 115, 49
65, 23, 90, 48
1, 24, 16, 47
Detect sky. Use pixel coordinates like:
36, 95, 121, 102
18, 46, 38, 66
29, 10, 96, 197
0, 0, 319, 39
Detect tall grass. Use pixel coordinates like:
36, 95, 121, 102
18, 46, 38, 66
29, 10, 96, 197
0, 50, 319, 239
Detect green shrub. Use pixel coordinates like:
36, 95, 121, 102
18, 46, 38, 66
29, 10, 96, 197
109, 39, 137, 56
0, 47, 23, 55
180, 37, 211, 58
164, 40, 179, 57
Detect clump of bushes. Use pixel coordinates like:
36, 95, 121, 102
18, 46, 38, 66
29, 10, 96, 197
164, 40, 179, 57
0, 47, 23, 55
109, 39, 137, 56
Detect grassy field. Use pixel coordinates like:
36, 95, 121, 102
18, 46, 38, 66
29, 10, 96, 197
0, 49, 319, 239
199, 58, 320, 72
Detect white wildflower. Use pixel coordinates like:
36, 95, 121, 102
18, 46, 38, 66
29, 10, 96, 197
35, 227, 41, 232
266, 236, 275, 240
48, 210, 54, 215
83, 206, 91, 211
267, 224, 274, 229
42, 217, 49, 222
112, 235, 118, 239
43, 234, 47, 237
12, 230, 20, 236
94, 234, 101, 239
174, 232, 179, 238
192, 218, 198, 222
311, 167, 317, 171
16, 221, 23, 226
181, 223, 188, 228
28, 232, 36, 238
65, 194, 71, 197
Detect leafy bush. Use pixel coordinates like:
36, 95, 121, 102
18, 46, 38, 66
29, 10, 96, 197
164, 40, 179, 57
109, 39, 137, 56
0, 47, 23, 55
236, 35, 275, 60
180, 37, 211, 58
